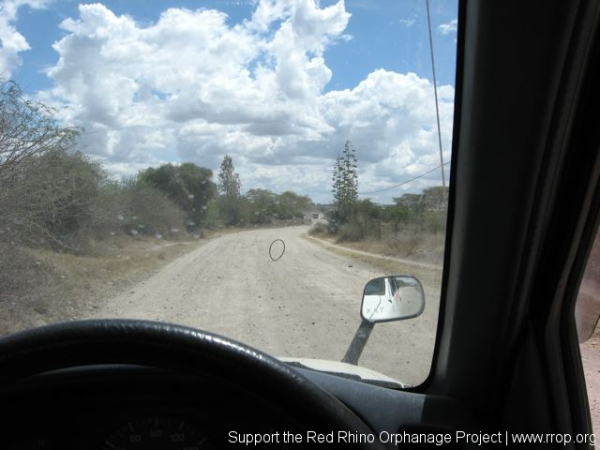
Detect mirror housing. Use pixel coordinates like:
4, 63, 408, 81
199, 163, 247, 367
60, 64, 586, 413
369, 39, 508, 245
361, 275, 425, 323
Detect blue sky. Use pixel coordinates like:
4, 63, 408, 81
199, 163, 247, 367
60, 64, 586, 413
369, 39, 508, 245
2, 0, 458, 203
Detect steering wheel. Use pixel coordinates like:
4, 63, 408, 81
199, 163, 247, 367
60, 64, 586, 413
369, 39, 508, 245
0, 319, 385, 449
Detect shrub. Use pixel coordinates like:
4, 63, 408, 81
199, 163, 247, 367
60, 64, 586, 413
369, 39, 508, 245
308, 223, 329, 236
85, 182, 187, 239
0, 149, 105, 251
336, 222, 366, 242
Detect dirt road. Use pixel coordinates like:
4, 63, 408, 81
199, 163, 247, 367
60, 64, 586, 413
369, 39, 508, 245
94, 226, 439, 385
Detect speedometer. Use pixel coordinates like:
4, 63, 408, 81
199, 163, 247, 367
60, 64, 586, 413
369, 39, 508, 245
101, 416, 212, 450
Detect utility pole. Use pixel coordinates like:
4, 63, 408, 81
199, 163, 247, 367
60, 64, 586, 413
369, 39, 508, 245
426, 0, 447, 191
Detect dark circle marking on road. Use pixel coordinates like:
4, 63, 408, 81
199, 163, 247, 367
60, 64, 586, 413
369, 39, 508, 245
269, 239, 285, 261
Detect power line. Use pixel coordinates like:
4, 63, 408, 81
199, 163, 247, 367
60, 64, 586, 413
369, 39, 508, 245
426, 0, 447, 191
358, 161, 451, 195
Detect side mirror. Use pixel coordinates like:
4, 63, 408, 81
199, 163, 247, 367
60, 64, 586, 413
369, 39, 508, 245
361, 275, 425, 323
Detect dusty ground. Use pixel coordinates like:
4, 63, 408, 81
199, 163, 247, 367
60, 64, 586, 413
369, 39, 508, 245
92, 225, 441, 386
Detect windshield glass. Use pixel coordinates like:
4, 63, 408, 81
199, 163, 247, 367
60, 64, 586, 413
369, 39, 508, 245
0, 0, 457, 387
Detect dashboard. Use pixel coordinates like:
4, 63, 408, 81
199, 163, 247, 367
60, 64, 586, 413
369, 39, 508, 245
4, 366, 308, 450
2, 364, 481, 450
0, 321, 484, 450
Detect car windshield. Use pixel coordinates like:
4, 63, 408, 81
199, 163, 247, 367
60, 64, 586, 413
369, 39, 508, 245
0, 0, 457, 387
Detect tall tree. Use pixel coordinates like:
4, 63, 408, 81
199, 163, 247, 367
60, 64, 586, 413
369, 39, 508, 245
331, 140, 358, 224
218, 155, 241, 197
217, 155, 242, 225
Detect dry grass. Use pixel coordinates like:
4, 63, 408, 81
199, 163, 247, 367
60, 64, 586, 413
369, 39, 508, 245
304, 235, 443, 290
338, 233, 445, 266
0, 235, 206, 335
308, 222, 445, 267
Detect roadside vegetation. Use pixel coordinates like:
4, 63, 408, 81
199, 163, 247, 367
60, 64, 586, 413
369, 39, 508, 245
310, 139, 448, 266
0, 81, 312, 334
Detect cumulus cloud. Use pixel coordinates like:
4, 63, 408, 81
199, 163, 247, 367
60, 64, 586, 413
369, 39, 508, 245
36, 0, 453, 203
0, 0, 48, 77
437, 18, 457, 35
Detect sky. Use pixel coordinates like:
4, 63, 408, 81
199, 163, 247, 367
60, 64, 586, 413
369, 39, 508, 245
0, 0, 458, 204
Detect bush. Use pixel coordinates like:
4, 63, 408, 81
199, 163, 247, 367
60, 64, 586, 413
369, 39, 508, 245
138, 163, 216, 228
308, 223, 329, 236
0, 149, 106, 251
86, 182, 187, 239
336, 222, 366, 242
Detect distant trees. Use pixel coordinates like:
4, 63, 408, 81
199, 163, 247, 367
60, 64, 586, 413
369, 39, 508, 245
277, 191, 313, 219
244, 189, 313, 224
244, 188, 276, 224
393, 186, 448, 211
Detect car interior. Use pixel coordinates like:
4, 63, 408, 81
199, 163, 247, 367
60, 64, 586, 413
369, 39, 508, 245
1, 0, 600, 449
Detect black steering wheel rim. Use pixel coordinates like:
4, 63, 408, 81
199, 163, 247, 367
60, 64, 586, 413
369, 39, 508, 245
0, 319, 384, 449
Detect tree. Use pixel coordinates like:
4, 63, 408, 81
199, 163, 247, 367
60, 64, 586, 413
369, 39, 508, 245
245, 188, 277, 224
0, 81, 79, 184
275, 191, 314, 220
421, 186, 449, 211
218, 155, 241, 197
394, 186, 448, 211
331, 140, 358, 225
393, 186, 448, 234
0, 81, 96, 250
394, 193, 423, 210
217, 155, 242, 225
138, 163, 216, 228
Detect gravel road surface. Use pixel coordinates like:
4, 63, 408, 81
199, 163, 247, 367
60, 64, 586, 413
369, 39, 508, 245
94, 226, 440, 385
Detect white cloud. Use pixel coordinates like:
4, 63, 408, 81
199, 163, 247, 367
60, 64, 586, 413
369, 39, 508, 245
316, 70, 453, 201
437, 18, 457, 35
36, 0, 454, 203
0, 0, 48, 78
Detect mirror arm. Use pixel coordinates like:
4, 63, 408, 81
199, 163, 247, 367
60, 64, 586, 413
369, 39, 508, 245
341, 319, 375, 365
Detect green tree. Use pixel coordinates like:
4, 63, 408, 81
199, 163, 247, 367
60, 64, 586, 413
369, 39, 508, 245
393, 186, 448, 233
218, 155, 241, 197
421, 186, 449, 211
275, 191, 314, 220
217, 155, 242, 225
331, 140, 358, 225
394, 193, 423, 210
245, 188, 277, 224
138, 163, 216, 228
